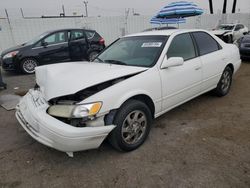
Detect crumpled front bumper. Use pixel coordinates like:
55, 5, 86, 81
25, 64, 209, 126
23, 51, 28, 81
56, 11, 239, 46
15, 89, 115, 155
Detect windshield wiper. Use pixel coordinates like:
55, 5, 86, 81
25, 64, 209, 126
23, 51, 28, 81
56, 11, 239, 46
104, 59, 127, 65
93, 57, 103, 62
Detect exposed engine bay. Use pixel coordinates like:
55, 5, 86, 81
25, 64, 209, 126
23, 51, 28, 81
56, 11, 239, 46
45, 74, 138, 127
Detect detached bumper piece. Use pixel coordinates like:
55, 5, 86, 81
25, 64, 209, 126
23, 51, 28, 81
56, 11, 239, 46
15, 89, 115, 157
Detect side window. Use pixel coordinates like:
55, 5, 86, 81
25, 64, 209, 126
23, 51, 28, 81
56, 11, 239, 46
43, 32, 66, 45
85, 31, 95, 39
235, 25, 241, 31
167, 33, 196, 61
71, 30, 85, 41
192, 32, 220, 56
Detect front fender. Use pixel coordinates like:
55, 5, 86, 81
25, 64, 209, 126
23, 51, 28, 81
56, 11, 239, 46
114, 89, 154, 110
82, 67, 162, 116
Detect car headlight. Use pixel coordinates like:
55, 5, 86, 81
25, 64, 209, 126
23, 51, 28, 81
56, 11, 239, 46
3, 51, 19, 59
47, 102, 102, 118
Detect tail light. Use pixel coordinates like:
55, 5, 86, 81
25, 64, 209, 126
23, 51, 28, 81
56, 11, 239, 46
99, 38, 105, 45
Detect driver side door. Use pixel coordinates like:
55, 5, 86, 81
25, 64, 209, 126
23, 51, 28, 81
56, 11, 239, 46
160, 33, 202, 111
34, 31, 70, 64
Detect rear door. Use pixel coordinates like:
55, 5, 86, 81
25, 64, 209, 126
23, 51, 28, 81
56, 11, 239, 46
69, 30, 89, 61
34, 31, 70, 64
191, 32, 227, 91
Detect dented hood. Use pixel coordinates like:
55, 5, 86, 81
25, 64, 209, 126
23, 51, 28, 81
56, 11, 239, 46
211, 30, 231, 36
35, 62, 148, 101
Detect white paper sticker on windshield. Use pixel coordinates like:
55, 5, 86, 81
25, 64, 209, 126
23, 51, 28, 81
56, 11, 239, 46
141, 42, 162, 48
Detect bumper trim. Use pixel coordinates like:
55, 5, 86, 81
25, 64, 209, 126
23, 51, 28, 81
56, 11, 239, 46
15, 90, 115, 154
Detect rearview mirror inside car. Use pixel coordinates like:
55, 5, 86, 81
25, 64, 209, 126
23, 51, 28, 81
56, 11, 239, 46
161, 56, 184, 69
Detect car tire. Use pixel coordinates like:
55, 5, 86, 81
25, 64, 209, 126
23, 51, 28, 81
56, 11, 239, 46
88, 51, 99, 61
214, 66, 233, 97
108, 100, 152, 152
20, 58, 39, 74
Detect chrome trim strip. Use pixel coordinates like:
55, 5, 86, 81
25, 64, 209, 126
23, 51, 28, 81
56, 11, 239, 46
32, 42, 68, 50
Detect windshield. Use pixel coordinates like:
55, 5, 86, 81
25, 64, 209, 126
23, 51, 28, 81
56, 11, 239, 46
94, 36, 168, 67
25, 31, 50, 46
217, 25, 235, 30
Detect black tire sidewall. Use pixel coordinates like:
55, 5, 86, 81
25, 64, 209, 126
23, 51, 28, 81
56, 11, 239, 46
216, 66, 233, 96
109, 100, 152, 151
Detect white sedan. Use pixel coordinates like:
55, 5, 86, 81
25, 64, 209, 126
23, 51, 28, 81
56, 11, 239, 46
16, 29, 241, 157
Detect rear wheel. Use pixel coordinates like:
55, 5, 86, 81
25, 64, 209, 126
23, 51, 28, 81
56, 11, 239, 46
214, 66, 233, 97
88, 51, 99, 61
108, 100, 152, 151
20, 58, 38, 74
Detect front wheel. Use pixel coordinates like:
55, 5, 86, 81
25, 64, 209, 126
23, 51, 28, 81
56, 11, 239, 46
108, 100, 152, 151
214, 66, 233, 97
20, 58, 38, 74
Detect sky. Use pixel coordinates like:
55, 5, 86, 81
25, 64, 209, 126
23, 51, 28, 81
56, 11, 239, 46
0, 0, 249, 18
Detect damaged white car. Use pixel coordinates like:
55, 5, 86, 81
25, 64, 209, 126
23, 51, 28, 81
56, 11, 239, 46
16, 29, 241, 157
212, 23, 248, 43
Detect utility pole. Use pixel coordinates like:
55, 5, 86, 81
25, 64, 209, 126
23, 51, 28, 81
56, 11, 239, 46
83, 1, 88, 17
62, 5, 65, 16
20, 8, 25, 18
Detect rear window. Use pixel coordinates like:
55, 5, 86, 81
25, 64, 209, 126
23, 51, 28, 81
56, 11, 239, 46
85, 31, 95, 39
192, 32, 220, 56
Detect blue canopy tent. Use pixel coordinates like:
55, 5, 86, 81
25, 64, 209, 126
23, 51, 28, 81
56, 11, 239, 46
150, 1, 203, 27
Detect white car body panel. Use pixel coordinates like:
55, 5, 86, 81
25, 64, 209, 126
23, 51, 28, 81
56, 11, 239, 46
16, 29, 242, 156
83, 66, 162, 116
16, 90, 115, 154
36, 62, 148, 101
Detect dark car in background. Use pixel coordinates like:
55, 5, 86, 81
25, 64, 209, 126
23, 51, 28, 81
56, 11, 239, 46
236, 34, 250, 60
0, 29, 105, 74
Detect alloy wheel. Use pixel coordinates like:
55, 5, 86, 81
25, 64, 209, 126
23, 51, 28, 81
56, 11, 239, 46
22, 59, 37, 74
121, 110, 147, 145
221, 70, 231, 93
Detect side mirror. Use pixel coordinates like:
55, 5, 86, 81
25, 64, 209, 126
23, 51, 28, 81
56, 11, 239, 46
41, 41, 48, 47
161, 56, 184, 69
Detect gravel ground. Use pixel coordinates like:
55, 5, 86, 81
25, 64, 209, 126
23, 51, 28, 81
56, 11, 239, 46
0, 62, 250, 188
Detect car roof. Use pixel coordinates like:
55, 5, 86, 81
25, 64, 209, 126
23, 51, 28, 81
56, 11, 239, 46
47, 28, 96, 33
143, 26, 177, 32
125, 29, 208, 37
220, 23, 237, 26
